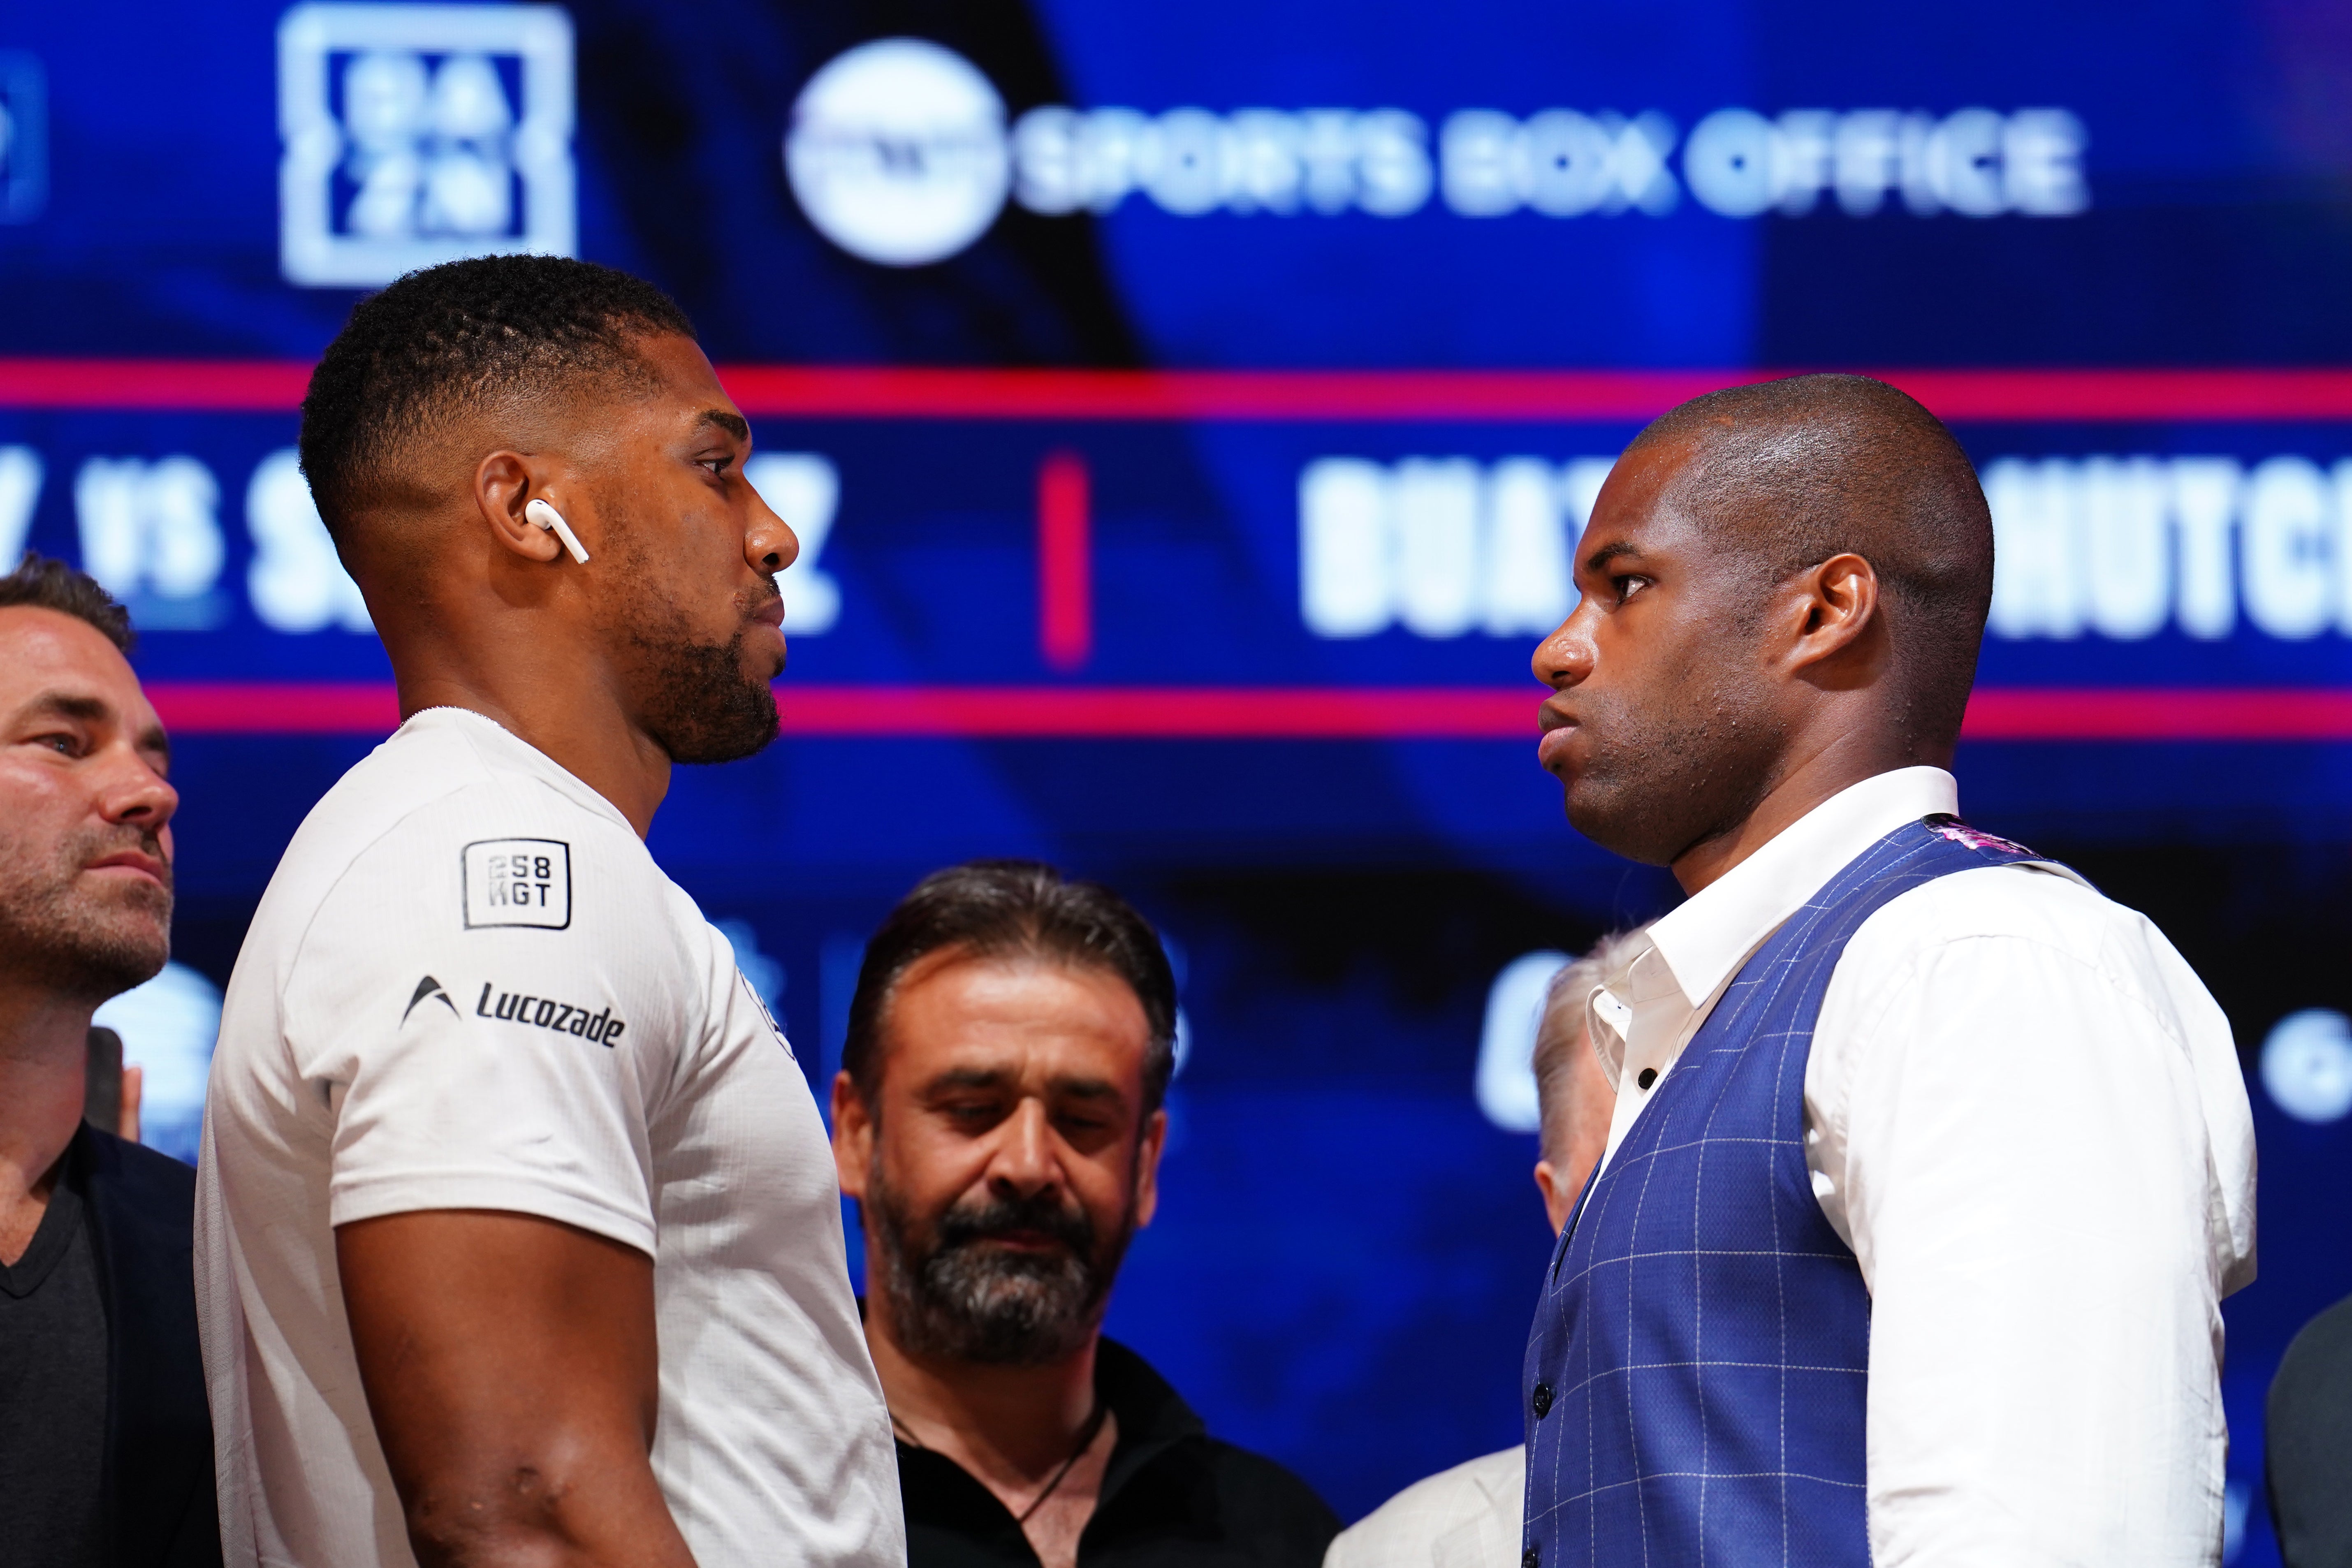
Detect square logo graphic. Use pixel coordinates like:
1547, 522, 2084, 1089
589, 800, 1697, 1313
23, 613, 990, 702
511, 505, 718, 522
463, 838, 572, 929
0, 51, 48, 225
278, 4, 575, 287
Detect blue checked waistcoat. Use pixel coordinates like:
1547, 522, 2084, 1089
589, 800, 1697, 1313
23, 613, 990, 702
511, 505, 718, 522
1520, 814, 2046, 1568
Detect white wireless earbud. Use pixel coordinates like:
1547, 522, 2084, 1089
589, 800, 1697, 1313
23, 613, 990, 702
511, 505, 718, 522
524, 498, 591, 565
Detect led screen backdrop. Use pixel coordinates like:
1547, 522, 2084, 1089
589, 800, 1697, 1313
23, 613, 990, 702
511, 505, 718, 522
5, 3, 2351, 1560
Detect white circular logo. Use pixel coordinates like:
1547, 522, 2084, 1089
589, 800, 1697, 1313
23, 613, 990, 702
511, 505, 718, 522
785, 39, 1010, 267
2261, 1008, 2352, 1124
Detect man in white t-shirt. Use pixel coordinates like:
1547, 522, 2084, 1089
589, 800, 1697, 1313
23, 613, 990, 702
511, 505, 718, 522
196, 255, 904, 1568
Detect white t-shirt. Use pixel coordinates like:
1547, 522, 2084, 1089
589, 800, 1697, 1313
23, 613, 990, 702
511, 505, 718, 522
195, 707, 904, 1568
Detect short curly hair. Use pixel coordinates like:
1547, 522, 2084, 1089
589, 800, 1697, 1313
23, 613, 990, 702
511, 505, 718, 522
299, 253, 696, 544
0, 552, 134, 651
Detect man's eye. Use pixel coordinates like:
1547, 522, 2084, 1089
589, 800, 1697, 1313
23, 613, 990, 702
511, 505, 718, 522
33, 732, 79, 756
1614, 575, 1652, 602
700, 456, 734, 478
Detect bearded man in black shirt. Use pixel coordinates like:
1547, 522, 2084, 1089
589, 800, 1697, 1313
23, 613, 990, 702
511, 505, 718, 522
832, 861, 1340, 1568
0, 555, 218, 1568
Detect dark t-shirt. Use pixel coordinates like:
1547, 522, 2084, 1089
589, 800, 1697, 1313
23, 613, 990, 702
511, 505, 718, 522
898, 1337, 1340, 1568
0, 1144, 108, 1568
2270, 1292, 2352, 1568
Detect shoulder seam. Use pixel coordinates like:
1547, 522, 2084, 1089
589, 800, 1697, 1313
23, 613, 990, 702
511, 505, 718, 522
280, 758, 616, 1007
1840, 927, 2192, 1064
1816, 922, 2194, 1167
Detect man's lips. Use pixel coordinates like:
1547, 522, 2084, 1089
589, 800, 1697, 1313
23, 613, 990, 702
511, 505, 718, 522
974, 1229, 1067, 1252
86, 848, 168, 887
748, 594, 788, 669
1537, 697, 1580, 772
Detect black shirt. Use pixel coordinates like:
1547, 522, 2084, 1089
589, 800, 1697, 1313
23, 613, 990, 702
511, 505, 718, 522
2270, 1292, 2352, 1567
0, 1138, 108, 1568
898, 1337, 1340, 1568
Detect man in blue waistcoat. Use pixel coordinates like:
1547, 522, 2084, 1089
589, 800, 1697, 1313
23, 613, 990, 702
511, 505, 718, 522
1522, 375, 2256, 1566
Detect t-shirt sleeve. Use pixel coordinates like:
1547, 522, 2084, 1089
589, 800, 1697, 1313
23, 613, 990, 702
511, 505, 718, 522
283, 786, 684, 1255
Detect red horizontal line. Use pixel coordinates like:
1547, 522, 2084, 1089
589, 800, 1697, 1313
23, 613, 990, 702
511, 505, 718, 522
140, 683, 2352, 740
781, 686, 1534, 736
1959, 687, 2352, 740
11, 361, 2352, 422
0, 359, 316, 411
149, 682, 403, 732
718, 367, 2352, 424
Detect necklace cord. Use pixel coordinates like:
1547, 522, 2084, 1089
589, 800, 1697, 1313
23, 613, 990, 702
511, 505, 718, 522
1017, 1399, 1110, 1525
892, 1401, 1111, 1527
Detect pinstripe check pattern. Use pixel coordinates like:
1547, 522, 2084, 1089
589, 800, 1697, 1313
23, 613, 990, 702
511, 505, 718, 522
1519, 815, 2044, 1568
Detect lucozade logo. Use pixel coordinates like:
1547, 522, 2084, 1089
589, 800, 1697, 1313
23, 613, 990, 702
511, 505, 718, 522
784, 38, 2089, 268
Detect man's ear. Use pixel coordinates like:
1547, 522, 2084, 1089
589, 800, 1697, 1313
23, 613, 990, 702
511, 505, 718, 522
1534, 1159, 1573, 1238
831, 1070, 874, 1199
1785, 551, 1884, 683
475, 451, 564, 564
1132, 1107, 1169, 1230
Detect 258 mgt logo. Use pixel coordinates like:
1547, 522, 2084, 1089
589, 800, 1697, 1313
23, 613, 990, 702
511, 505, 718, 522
403, 974, 626, 1047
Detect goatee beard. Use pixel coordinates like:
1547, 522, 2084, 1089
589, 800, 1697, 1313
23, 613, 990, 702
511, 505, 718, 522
634, 616, 779, 764
869, 1178, 1134, 1367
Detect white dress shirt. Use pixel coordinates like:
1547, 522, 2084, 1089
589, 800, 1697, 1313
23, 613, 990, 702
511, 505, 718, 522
1325, 1448, 1524, 1568
1583, 766, 2256, 1567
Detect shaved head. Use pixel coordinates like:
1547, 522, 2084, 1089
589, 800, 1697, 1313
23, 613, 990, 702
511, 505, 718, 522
1534, 374, 1995, 877
1625, 374, 1993, 744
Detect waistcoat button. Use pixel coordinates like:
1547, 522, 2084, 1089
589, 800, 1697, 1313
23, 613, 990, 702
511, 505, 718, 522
1531, 1382, 1553, 1417
1523, 1549, 1540, 1568
1636, 1067, 1657, 1089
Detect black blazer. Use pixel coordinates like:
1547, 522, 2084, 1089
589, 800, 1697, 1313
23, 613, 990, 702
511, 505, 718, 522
79, 1125, 221, 1568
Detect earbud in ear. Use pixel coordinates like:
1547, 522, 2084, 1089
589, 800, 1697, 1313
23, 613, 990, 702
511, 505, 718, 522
524, 498, 591, 565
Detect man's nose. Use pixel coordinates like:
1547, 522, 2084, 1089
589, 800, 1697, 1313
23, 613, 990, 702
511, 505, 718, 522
104, 748, 178, 835
1532, 606, 1595, 690
987, 1099, 1060, 1198
747, 486, 800, 576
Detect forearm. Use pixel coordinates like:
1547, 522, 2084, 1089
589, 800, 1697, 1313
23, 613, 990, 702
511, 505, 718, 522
397, 1455, 696, 1568
339, 1211, 695, 1568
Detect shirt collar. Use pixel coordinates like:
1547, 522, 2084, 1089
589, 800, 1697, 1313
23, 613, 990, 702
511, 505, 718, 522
888, 1333, 1207, 1538
399, 705, 637, 836
1640, 765, 1960, 1014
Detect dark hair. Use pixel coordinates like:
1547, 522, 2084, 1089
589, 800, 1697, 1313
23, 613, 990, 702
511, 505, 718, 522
299, 253, 697, 545
0, 552, 134, 651
843, 860, 1179, 1113
1628, 373, 1995, 749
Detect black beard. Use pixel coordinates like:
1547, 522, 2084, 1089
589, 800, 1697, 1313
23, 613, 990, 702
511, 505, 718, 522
869, 1177, 1135, 1367
628, 600, 780, 765
0, 824, 172, 1004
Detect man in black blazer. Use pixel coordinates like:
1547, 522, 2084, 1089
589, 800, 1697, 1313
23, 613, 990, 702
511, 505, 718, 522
2270, 1293, 2352, 1567
0, 554, 219, 1568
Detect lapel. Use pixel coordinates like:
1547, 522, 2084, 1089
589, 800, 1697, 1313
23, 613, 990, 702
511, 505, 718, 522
79, 1125, 214, 1568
